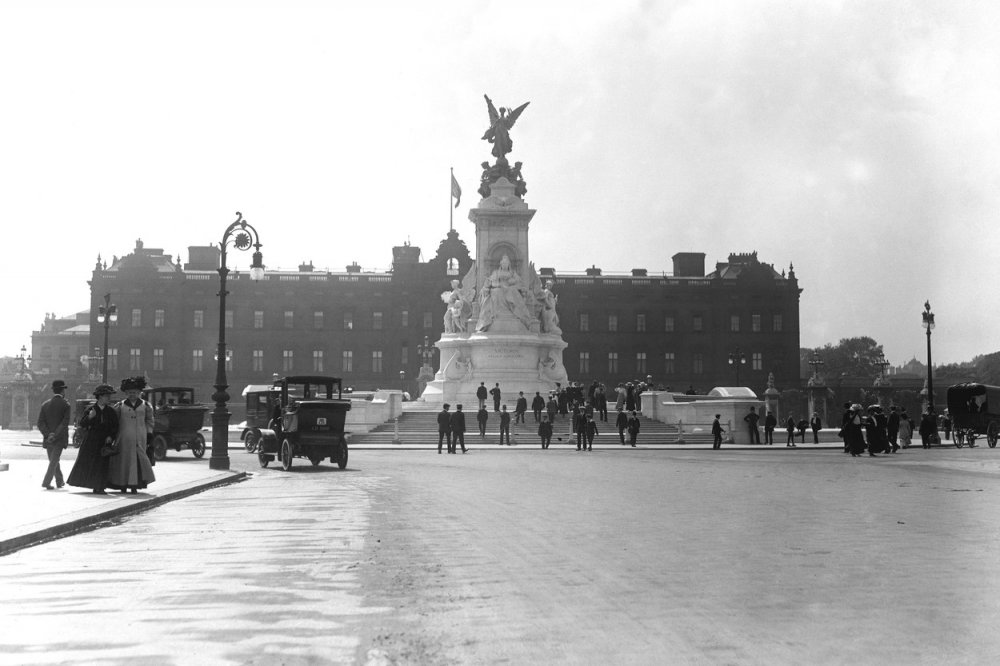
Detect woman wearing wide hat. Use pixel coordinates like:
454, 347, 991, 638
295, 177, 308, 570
108, 376, 156, 494
67, 383, 120, 494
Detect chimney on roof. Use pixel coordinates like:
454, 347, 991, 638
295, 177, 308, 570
346, 262, 362, 273
671, 252, 706, 277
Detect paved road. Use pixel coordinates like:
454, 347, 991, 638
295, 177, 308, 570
4, 447, 1000, 664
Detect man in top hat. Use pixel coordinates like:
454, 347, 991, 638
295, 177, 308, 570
37, 379, 71, 489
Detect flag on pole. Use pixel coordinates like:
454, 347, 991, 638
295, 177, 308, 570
451, 172, 462, 208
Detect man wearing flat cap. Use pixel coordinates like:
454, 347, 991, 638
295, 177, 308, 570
37, 379, 71, 489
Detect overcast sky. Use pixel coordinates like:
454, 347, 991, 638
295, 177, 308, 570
2, 0, 998, 368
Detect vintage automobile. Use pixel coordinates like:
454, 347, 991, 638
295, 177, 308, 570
241, 383, 282, 452
946, 383, 1000, 448
142, 386, 210, 460
251, 375, 351, 470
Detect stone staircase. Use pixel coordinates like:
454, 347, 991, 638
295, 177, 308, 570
345, 409, 714, 446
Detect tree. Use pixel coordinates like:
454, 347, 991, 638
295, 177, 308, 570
974, 352, 1000, 386
804, 337, 886, 383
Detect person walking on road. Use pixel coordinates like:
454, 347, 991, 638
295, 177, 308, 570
449, 404, 467, 454
437, 403, 452, 454
109, 376, 155, 494
477, 406, 489, 439
886, 406, 900, 451
763, 410, 777, 445
919, 410, 938, 449
627, 410, 640, 446
584, 414, 598, 451
616, 407, 628, 445
538, 414, 553, 449
531, 391, 545, 423
490, 383, 502, 412
745, 406, 761, 444
712, 414, 724, 449
498, 405, 511, 445
67, 383, 119, 494
546, 394, 558, 423
476, 382, 488, 410
898, 410, 913, 448
845, 404, 867, 457
573, 405, 585, 450
785, 414, 797, 447
810, 412, 823, 444
515, 391, 527, 424
37, 379, 71, 490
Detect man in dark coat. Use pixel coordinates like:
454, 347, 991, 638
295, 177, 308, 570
573, 406, 585, 450
616, 407, 629, 445
437, 404, 452, 454
810, 412, 823, 444
584, 415, 599, 451
477, 407, 489, 438
919, 410, 938, 449
745, 406, 761, 444
449, 404, 467, 454
538, 415, 553, 449
595, 386, 608, 422
498, 405, 511, 445
531, 391, 545, 422
712, 414, 724, 449
546, 395, 558, 422
37, 379, 72, 489
763, 410, 777, 445
490, 383, 502, 412
886, 406, 900, 452
476, 382, 488, 410
514, 392, 528, 424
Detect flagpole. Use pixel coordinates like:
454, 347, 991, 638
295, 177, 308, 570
450, 167, 454, 231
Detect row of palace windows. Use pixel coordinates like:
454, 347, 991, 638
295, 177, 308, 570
577, 313, 783, 333
118, 309, 436, 331
104, 348, 394, 375
112, 309, 785, 334
101, 347, 768, 378
576, 351, 766, 376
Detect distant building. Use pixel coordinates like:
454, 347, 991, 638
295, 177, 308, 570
76, 236, 801, 420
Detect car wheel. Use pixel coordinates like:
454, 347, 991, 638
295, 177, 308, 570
281, 439, 294, 471
988, 422, 998, 449
191, 433, 206, 458
152, 435, 168, 461
337, 439, 348, 469
258, 452, 270, 468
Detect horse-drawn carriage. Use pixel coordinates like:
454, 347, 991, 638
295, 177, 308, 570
946, 383, 1000, 448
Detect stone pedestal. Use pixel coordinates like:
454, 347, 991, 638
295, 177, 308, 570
9, 377, 32, 430
420, 330, 567, 407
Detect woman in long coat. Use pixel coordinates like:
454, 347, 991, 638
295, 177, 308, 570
108, 376, 156, 494
67, 383, 119, 494
845, 404, 868, 457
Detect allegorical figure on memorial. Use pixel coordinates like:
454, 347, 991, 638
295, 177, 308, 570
540, 280, 561, 335
481, 95, 530, 161
476, 254, 535, 332
442, 279, 473, 334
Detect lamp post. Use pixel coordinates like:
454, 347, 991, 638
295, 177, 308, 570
922, 300, 935, 413
210, 212, 265, 471
95, 293, 117, 383
728, 347, 747, 386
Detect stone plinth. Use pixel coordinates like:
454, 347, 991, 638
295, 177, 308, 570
419, 330, 567, 407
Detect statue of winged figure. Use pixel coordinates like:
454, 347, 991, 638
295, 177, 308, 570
481, 94, 530, 160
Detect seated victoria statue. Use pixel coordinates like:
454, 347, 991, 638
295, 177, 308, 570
476, 254, 536, 332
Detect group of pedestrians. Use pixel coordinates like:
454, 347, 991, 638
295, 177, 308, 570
839, 402, 928, 456
742, 406, 823, 447
36, 377, 156, 494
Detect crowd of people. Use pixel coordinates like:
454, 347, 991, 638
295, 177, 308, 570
441, 379, 650, 450
36, 376, 157, 494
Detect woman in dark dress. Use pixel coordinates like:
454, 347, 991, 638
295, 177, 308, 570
67, 383, 119, 494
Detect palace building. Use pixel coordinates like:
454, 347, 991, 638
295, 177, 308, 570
59, 234, 800, 420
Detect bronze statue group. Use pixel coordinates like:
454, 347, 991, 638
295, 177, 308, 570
36, 376, 157, 494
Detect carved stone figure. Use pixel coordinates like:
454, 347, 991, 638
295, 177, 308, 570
540, 280, 561, 335
476, 254, 535, 332
441, 278, 474, 334
481, 95, 529, 161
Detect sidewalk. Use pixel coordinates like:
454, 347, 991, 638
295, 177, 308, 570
0, 430, 245, 556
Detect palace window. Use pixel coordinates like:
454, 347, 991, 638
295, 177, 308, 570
252, 349, 264, 372
284, 310, 294, 329
131, 309, 142, 327
423, 312, 433, 329
692, 353, 704, 375
401, 343, 409, 366
401, 310, 409, 328
372, 350, 383, 373
579, 351, 590, 374
752, 314, 761, 333
773, 314, 783, 332
608, 314, 618, 332
282, 350, 294, 372
313, 350, 324, 373
752, 352, 763, 371
730, 315, 740, 332
664, 316, 675, 332
152, 348, 164, 371
107, 348, 118, 371
192, 349, 203, 372
313, 311, 324, 330
608, 352, 619, 374
579, 313, 590, 332
344, 312, 354, 330
636, 314, 646, 332
664, 352, 675, 374
129, 348, 141, 371
373, 312, 383, 330
193, 310, 204, 329
154, 309, 165, 328
692, 315, 703, 332
342, 350, 353, 373
225, 310, 234, 329
636, 352, 647, 374
254, 311, 264, 329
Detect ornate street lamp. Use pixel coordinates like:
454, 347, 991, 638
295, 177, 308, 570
210, 212, 265, 471
922, 300, 935, 413
728, 347, 747, 386
808, 351, 824, 383
95, 293, 117, 382
17, 345, 31, 372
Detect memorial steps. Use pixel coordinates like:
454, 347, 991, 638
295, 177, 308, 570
345, 410, 712, 447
